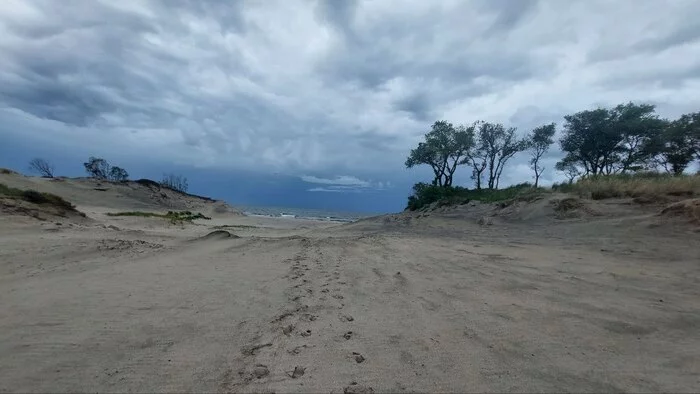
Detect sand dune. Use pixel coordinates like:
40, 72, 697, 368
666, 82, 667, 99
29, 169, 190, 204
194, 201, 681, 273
1, 174, 699, 392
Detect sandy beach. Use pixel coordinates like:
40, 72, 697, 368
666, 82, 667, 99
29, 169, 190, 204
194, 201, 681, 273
1, 174, 698, 393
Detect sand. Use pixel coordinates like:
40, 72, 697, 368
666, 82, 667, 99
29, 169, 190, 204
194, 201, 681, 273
1, 175, 699, 393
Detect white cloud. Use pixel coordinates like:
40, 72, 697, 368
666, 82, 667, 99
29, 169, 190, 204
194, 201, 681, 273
301, 175, 370, 187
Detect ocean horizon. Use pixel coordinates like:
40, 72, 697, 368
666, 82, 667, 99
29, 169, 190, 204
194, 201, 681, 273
232, 204, 377, 223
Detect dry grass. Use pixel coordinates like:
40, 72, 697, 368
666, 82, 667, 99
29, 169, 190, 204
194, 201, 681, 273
558, 173, 700, 200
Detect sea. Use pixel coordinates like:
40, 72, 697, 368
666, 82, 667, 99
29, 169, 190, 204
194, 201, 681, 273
233, 205, 373, 223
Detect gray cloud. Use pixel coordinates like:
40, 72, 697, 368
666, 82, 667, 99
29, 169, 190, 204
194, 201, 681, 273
480, 0, 539, 36
1, 0, 699, 190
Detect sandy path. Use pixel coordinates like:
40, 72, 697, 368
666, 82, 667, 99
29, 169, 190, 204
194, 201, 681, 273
1, 217, 699, 392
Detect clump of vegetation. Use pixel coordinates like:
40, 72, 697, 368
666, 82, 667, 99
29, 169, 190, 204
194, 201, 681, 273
553, 173, 700, 200
0, 168, 16, 175
407, 182, 542, 211
106, 210, 211, 223
0, 183, 76, 211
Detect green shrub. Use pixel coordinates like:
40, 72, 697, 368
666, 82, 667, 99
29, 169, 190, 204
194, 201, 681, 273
406, 182, 543, 211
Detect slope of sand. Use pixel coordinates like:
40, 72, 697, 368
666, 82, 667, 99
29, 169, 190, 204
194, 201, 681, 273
1, 176, 699, 393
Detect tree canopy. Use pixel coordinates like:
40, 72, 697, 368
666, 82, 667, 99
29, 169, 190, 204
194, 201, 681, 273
83, 157, 110, 179
405, 121, 475, 187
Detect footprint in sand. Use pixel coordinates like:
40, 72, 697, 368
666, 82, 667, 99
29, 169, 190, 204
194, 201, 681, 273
288, 344, 309, 355
352, 352, 365, 363
343, 331, 353, 340
344, 382, 374, 394
339, 314, 354, 322
252, 364, 269, 379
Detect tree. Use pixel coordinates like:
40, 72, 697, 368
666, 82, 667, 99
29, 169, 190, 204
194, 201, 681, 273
612, 103, 666, 172
555, 158, 581, 184
560, 103, 667, 176
559, 108, 620, 176
83, 157, 110, 179
161, 173, 189, 193
405, 121, 475, 187
652, 116, 697, 175
28, 158, 55, 178
527, 123, 556, 187
476, 122, 528, 189
108, 166, 129, 182
673, 111, 700, 162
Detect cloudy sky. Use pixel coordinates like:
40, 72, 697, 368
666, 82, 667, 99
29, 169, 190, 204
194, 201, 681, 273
1, 0, 699, 213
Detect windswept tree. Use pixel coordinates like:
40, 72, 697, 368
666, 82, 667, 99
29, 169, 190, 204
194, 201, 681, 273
83, 157, 110, 179
671, 111, 700, 162
559, 108, 618, 176
405, 121, 475, 187
652, 115, 698, 175
28, 158, 55, 178
526, 123, 556, 187
476, 122, 528, 189
108, 166, 129, 182
161, 173, 189, 193
613, 103, 666, 172
559, 102, 667, 175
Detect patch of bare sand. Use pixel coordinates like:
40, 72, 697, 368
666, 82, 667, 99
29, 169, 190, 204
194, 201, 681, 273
1, 188, 699, 392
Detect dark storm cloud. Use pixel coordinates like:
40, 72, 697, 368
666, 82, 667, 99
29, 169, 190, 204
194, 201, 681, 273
1, 0, 699, 189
